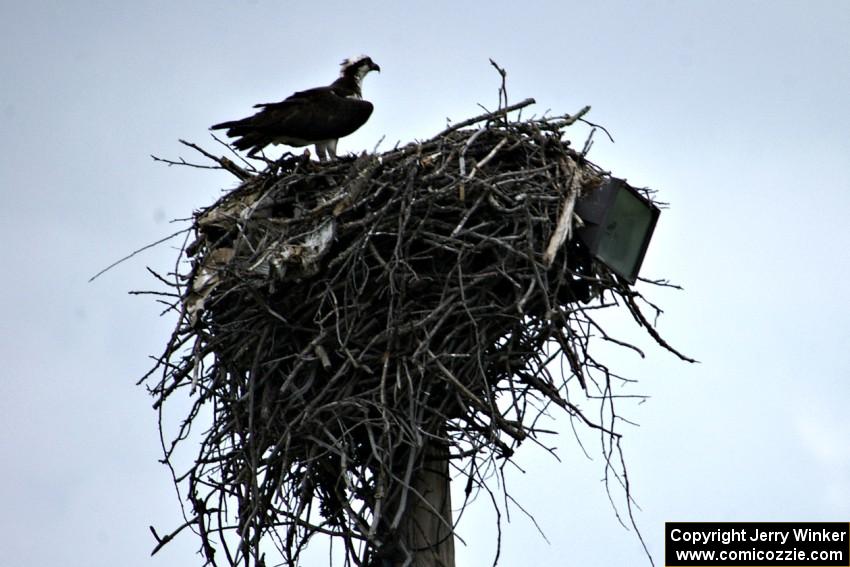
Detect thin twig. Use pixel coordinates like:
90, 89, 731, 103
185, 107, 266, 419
88, 227, 190, 283
141, 86, 686, 567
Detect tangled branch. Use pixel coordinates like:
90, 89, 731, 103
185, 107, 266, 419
142, 99, 685, 567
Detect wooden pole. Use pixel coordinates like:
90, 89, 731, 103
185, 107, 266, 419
397, 439, 455, 567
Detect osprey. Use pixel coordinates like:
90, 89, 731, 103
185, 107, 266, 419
211, 55, 380, 161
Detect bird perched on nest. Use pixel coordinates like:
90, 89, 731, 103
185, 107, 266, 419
210, 55, 380, 161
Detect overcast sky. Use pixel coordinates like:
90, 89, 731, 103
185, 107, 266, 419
2, 1, 849, 566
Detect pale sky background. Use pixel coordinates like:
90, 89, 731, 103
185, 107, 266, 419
2, 1, 849, 566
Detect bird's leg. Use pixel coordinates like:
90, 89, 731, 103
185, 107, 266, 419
314, 143, 328, 162
326, 139, 338, 161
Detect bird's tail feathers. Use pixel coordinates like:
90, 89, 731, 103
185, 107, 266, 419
210, 120, 239, 131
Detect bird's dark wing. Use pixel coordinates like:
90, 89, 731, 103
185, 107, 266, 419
211, 87, 373, 155
251, 86, 338, 109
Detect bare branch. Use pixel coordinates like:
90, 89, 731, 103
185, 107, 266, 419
141, 83, 686, 567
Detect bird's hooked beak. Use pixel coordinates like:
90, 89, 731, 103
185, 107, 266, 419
369, 61, 381, 73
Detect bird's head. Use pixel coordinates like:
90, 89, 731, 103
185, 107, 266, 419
340, 55, 381, 83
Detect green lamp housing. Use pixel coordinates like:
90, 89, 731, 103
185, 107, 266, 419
574, 177, 660, 284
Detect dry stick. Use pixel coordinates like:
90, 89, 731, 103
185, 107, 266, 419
88, 227, 190, 283
210, 132, 259, 172
488, 58, 509, 112
542, 161, 581, 267
434, 98, 536, 139
623, 290, 698, 363
468, 137, 508, 179
457, 127, 486, 200
546, 105, 592, 129
178, 139, 253, 180
427, 349, 526, 443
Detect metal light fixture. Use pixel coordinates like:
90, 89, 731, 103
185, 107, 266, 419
574, 177, 660, 284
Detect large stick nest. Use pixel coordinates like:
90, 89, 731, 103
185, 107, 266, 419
144, 100, 687, 567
